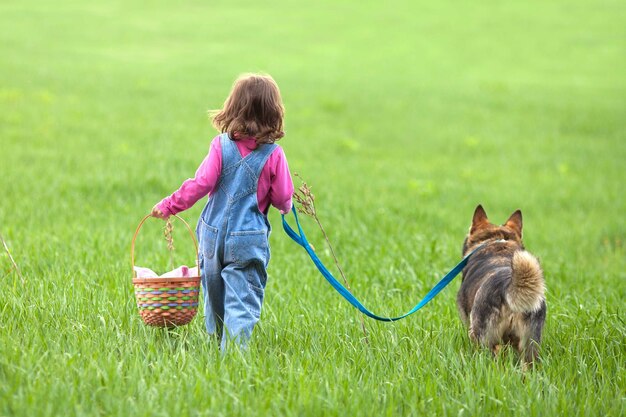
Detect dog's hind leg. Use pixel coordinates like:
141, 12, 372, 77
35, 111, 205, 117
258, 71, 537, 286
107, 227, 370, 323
468, 325, 478, 343
519, 340, 540, 371
514, 305, 546, 369
469, 317, 502, 356
468, 289, 503, 350
468, 310, 492, 348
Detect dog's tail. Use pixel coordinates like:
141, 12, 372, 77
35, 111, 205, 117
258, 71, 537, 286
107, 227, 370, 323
507, 250, 545, 313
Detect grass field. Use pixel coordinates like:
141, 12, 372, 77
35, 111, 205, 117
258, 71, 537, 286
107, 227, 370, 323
1, 0, 625, 416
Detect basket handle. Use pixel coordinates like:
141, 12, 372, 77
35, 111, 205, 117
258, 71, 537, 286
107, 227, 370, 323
130, 214, 200, 278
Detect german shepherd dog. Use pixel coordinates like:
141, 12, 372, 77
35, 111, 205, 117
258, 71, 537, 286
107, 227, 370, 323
457, 205, 546, 367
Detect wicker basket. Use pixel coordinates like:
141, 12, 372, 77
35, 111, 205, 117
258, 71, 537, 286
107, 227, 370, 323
131, 214, 201, 328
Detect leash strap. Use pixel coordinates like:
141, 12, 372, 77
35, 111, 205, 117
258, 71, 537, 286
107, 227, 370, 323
281, 207, 487, 322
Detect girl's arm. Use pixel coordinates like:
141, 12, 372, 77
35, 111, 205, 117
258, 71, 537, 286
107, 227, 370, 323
155, 138, 222, 217
269, 147, 294, 214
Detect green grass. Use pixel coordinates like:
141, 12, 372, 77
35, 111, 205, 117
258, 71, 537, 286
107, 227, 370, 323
1, 0, 625, 416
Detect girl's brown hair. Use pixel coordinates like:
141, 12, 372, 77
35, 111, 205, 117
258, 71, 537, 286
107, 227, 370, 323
210, 73, 285, 145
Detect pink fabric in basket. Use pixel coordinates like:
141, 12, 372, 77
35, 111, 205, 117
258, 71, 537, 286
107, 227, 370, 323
134, 265, 199, 278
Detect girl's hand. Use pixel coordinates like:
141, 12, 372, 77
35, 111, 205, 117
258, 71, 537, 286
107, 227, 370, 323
151, 205, 167, 219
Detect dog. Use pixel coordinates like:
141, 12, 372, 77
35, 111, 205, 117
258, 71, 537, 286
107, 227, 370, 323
457, 205, 546, 367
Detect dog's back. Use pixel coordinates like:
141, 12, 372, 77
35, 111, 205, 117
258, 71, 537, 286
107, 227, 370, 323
457, 205, 546, 366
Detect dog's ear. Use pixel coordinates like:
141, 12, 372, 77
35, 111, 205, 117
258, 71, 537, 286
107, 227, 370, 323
504, 209, 523, 237
470, 205, 489, 234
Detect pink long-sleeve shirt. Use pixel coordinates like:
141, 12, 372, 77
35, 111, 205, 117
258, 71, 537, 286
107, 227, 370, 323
158, 135, 294, 217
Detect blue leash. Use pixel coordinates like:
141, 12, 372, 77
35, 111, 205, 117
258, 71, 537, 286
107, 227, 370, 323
281, 207, 490, 322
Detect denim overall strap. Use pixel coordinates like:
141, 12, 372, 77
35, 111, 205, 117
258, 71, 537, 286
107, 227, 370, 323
220, 135, 278, 176
219, 134, 277, 207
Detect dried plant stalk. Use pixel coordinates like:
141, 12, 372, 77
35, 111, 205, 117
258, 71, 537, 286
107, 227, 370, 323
164, 219, 175, 270
0, 232, 24, 284
293, 173, 370, 345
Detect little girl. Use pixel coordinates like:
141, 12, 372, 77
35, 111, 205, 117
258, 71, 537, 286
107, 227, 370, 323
151, 73, 294, 350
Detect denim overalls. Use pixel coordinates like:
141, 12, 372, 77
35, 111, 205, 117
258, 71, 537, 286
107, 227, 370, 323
196, 133, 277, 350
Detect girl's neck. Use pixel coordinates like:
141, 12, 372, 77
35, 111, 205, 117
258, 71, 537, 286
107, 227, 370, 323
232, 133, 258, 149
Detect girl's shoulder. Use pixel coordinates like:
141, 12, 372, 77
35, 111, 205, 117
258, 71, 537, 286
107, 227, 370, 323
209, 135, 223, 152
211, 133, 226, 144
268, 143, 286, 156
